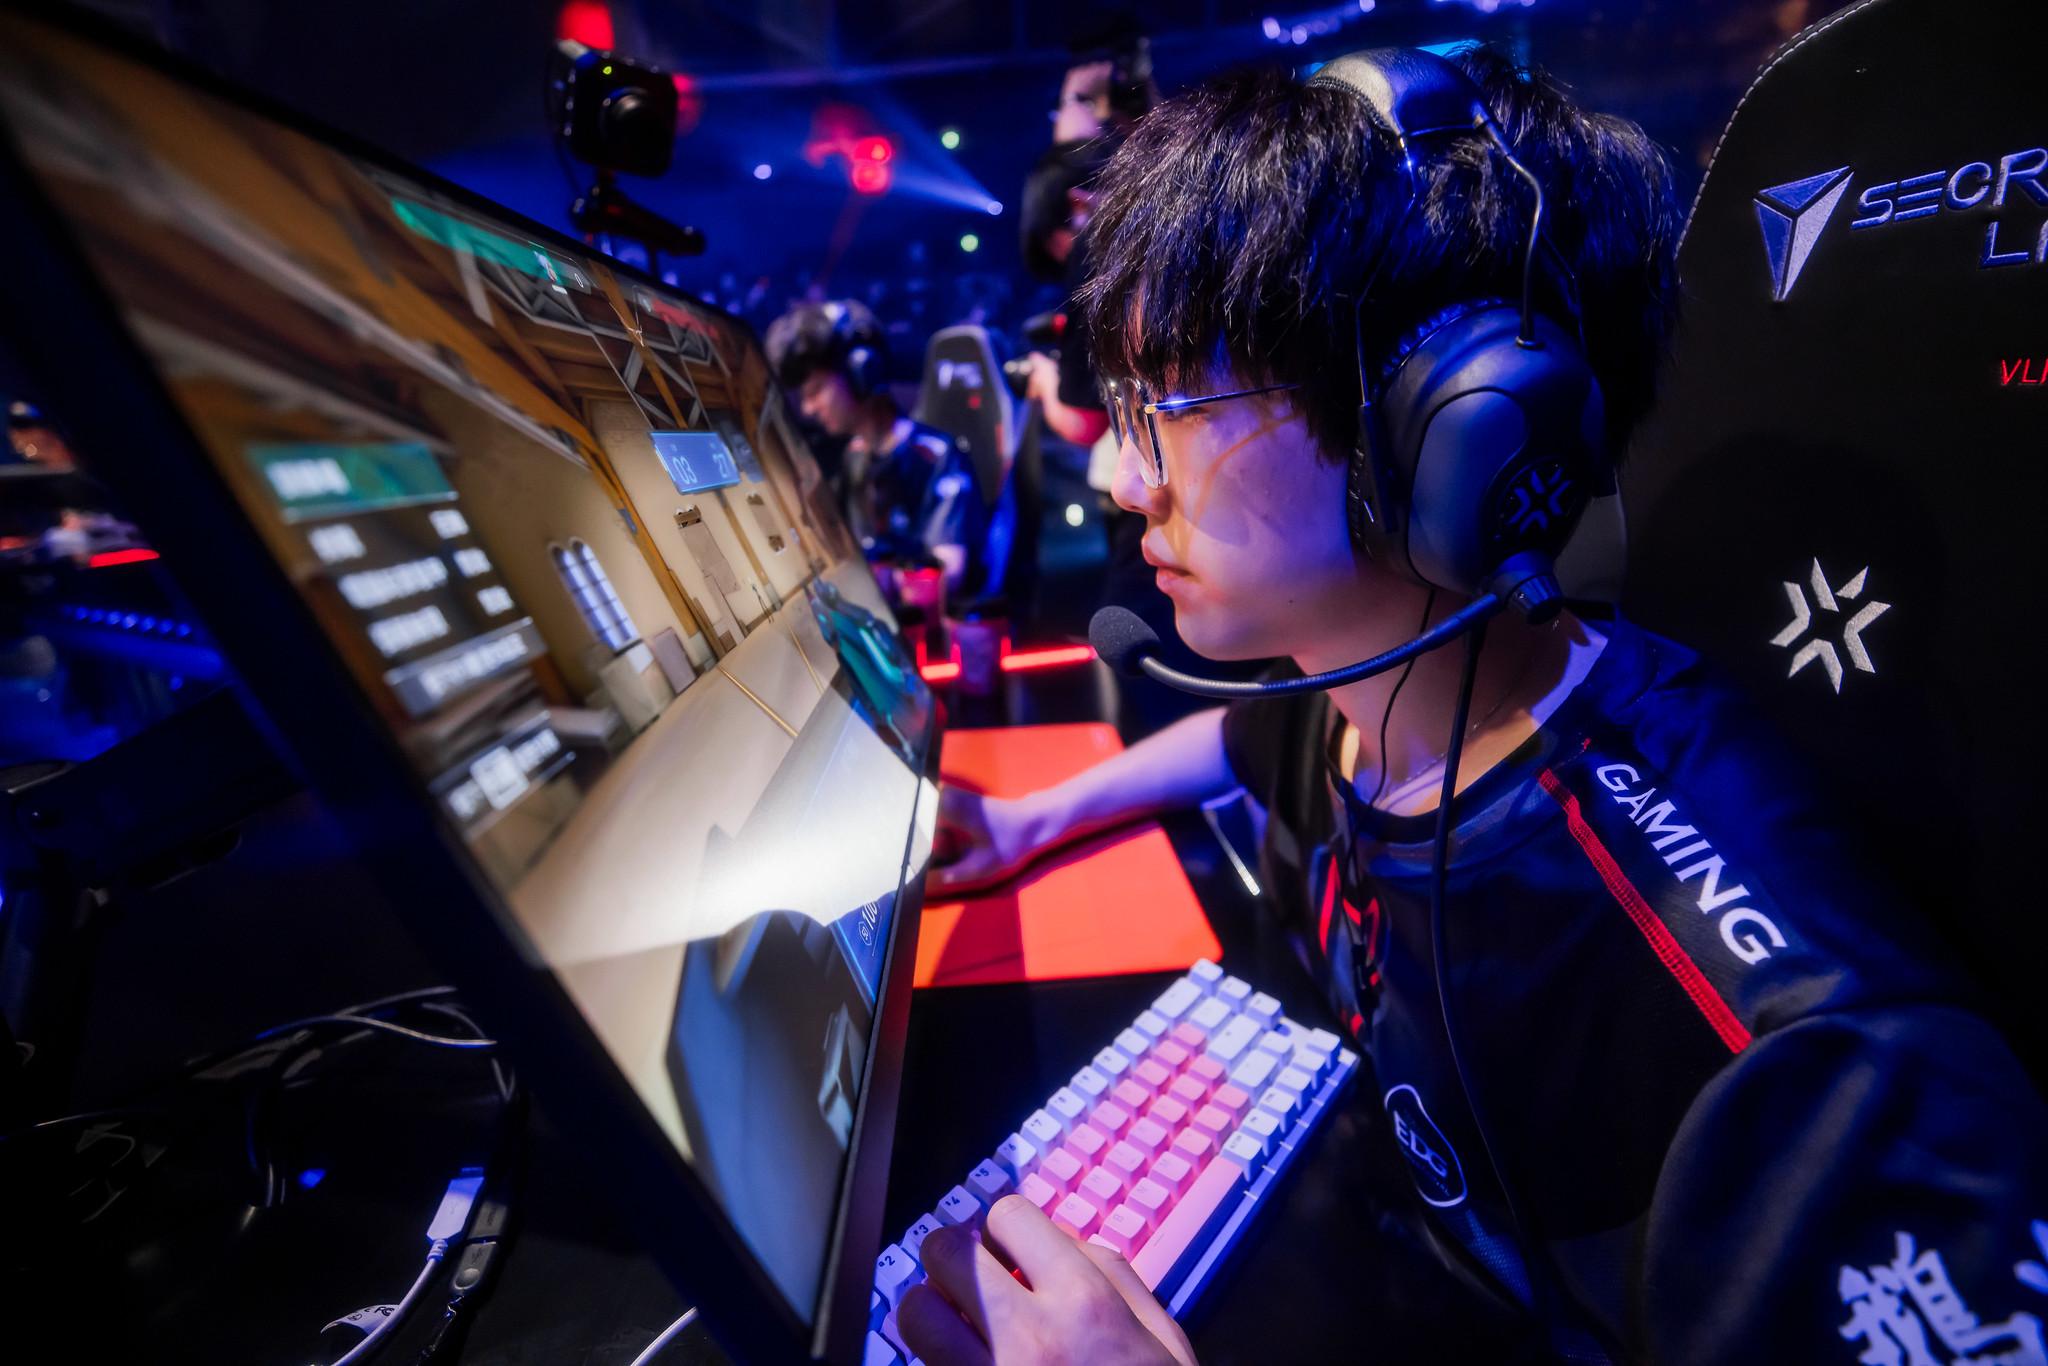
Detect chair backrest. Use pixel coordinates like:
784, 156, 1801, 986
1622, 0, 2048, 1066
913, 325, 1015, 509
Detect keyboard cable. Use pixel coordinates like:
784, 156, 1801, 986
626, 1306, 700, 1365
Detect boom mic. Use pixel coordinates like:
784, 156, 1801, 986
1086, 593, 1505, 700
1088, 606, 1161, 678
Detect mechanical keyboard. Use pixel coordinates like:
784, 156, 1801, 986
865, 959, 1359, 1364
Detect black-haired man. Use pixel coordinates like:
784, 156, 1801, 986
764, 299, 983, 594
910, 49, 2048, 1365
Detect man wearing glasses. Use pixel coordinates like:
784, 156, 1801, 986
915, 47, 2048, 1366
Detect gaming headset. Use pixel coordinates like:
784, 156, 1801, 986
1318, 47, 1604, 619
820, 300, 887, 401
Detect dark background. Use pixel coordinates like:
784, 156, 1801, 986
62, 0, 1852, 373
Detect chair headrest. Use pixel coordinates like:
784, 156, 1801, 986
913, 326, 1015, 507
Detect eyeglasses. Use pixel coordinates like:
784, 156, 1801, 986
1099, 377, 1303, 489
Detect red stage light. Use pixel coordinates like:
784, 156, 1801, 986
854, 135, 895, 163
1000, 645, 1095, 673
670, 71, 702, 136
556, 1, 615, 49
920, 660, 963, 684
849, 161, 892, 195
87, 547, 160, 568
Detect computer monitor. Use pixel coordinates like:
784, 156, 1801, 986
0, 11, 933, 1362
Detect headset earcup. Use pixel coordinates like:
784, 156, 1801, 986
1377, 308, 1606, 594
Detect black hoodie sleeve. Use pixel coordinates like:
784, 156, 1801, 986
1638, 1004, 2048, 1365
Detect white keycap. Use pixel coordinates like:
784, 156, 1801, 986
1153, 979, 1203, 1020
902, 1213, 944, 1259
875, 1244, 919, 1306
1070, 1066, 1111, 1100
1245, 992, 1282, 1026
1046, 1087, 1088, 1128
1092, 1047, 1131, 1080
1206, 1013, 1261, 1063
1022, 1109, 1064, 1149
1239, 1108, 1282, 1156
966, 1160, 1012, 1204
1221, 1130, 1266, 1171
1113, 1028, 1152, 1061
1304, 1027, 1342, 1054
994, 1133, 1038, 1181
1189, 997, 1233, 1033
1132, 1009, 1170, 1039
1189, 959, 1224, 991
1228, 1049, 1279, 1092
1255, 1029, 1291, 1057
865, 1331, 901, 1366
1290, 1046, 1332, 1084
1218, 976, 1252, 1007
937, 1185, 981, 1224
1273, 1065, 1316, 1098
1257, 1086, 1301, 1125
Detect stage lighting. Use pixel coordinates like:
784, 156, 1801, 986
1065, 503, 1085, 527
959, 233, 980, 253
940, 128, 962, 150
985, 200, 1003, 215
851, 161, 892, 195
753, 163, 773, 180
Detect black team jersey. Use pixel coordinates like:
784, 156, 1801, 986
1221, 619, 2048, 1365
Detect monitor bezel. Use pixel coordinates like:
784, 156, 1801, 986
0, 8, 927, 1362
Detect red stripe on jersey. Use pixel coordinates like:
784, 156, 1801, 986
1537, 769, 1752, 1054
1318, 856, 1338, 953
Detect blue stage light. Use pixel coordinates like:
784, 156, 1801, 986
753, 163, 773, 180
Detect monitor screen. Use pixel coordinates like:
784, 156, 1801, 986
0, 17, 933, 1322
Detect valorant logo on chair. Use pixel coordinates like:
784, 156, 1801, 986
1770, 557, 1890, 694
1755, 167, 1854, 301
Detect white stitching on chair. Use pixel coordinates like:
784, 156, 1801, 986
1680, 0, 1892, 251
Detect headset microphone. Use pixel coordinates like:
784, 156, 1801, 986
1087, 552, 1563, 701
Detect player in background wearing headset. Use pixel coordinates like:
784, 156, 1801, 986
908, 48, 2048, 1365
766, 299, 985, 595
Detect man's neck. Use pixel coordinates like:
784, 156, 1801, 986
1294, 583, 1605, 817
848, 399, 904, 456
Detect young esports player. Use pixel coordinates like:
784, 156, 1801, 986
905, 48, 2048, 1366
765, 299, 984, 593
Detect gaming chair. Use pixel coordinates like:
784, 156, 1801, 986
1624, 0, 2048, 1071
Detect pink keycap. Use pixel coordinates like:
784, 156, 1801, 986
1147, 1096, 1189, 1131
1124, 1177, 1172, 1229
1130, 1157, 1248, 1290
1191, 1104, 1232, 1139
1040, 1146, 1083, 1194
1080, 1166, 1125, 1207
1186, 1056, 1226, 1087
1088, 1233, 1121, 1255
1090, 1101, 1132, 1138
1125, 1117, 1170, 1157
1104, 1141, 1147, 1186
1112, 1079, 1152, 1111
1168, 1074, 1208, 1108
1098, 1205, 1148, 1256
1151, 1040, 1192, 1073
1064, 1123, 1109, 1164
1148, 1151, 1194, 1196
1019, 1172, 1060, 1211
1052, 1193, 1101, 1239
1133, 1058, 1173, 1092
1172, 1128, 1215, 1163
1170, 1023, 1207, 1051
1211, 1083, 1252, 1119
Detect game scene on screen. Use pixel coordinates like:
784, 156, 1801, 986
0, 17, 937, 1318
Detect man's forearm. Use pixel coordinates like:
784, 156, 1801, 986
1041, 394, 1110, 447
1014, 706, 1236, 851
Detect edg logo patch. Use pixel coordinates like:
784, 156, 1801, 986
1385, 1083, 1466, 1209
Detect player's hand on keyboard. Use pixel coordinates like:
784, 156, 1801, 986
930, 786, 1044, 895
900, 1193, 1198, 1366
